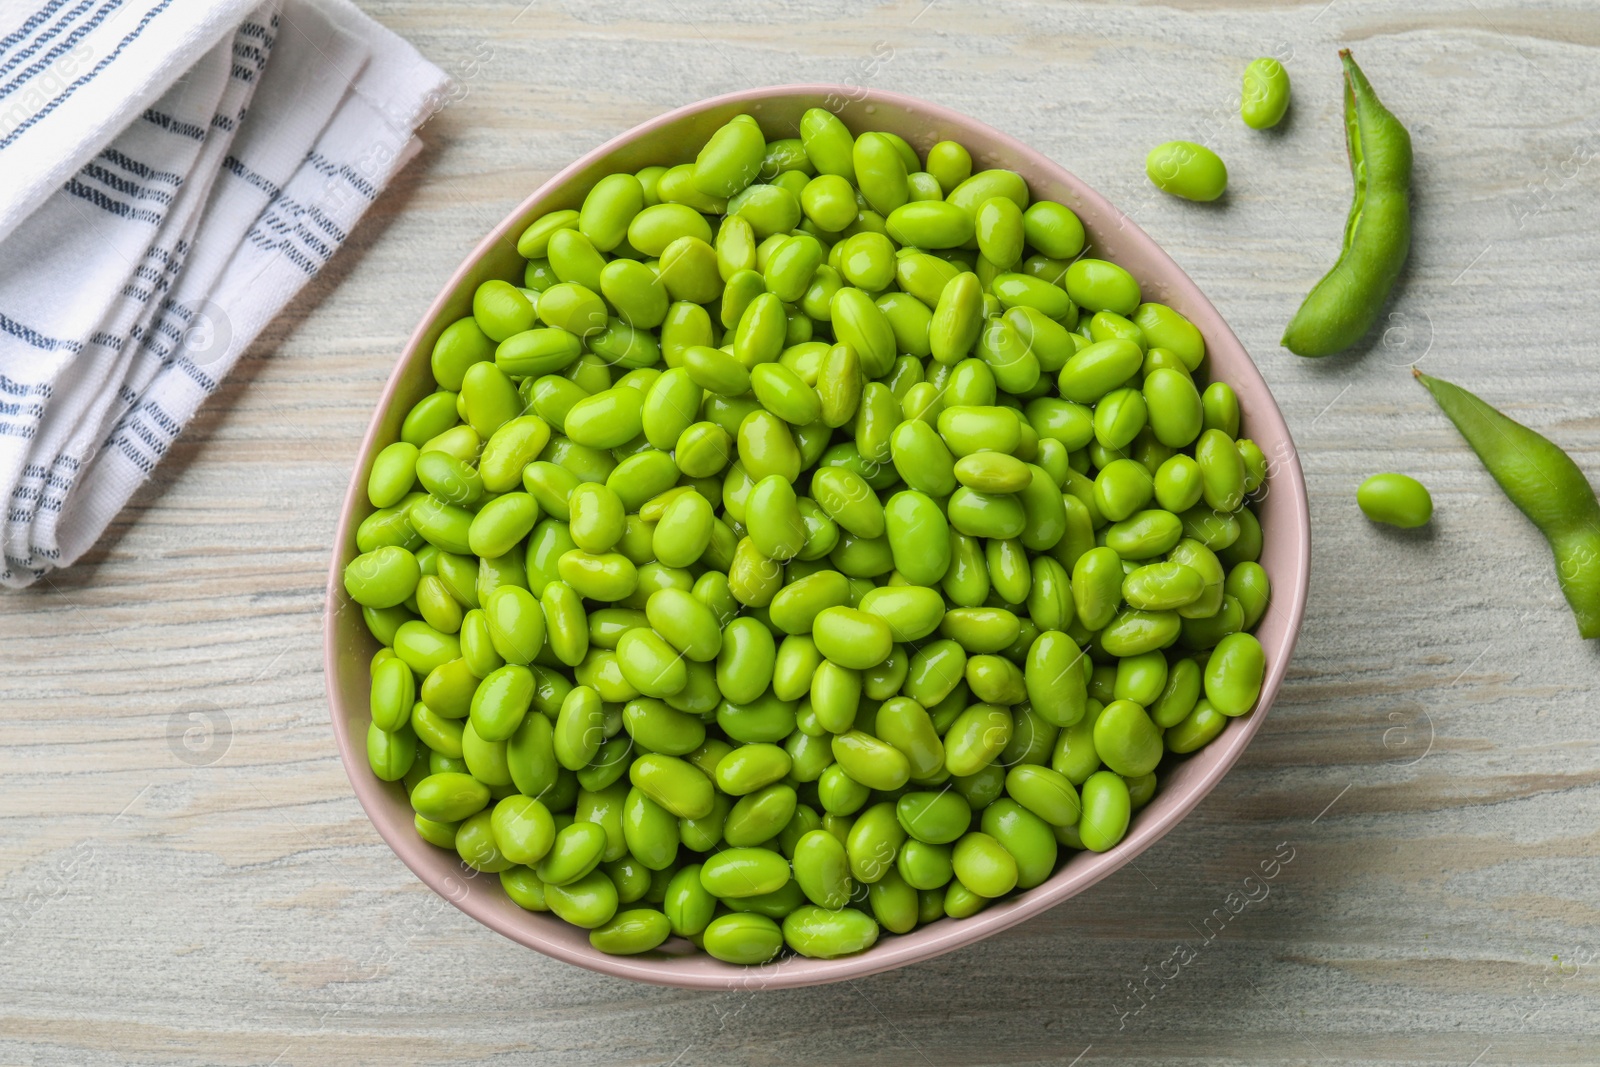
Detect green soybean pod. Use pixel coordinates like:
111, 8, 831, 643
1241, 57, 1292, 130
1077, 770, 1131, 852
1146, 140, 1228, 202
1204, 632, 1266, 716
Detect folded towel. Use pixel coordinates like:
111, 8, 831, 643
0, 0, 449, 587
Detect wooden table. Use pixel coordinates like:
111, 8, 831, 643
4, 1, 1598, 1063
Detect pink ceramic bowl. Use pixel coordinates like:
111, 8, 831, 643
325, 85, 1310, 989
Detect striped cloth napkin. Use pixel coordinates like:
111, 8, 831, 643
0, 0, 448, 587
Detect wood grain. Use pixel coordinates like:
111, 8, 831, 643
3, 1, 1599, 1063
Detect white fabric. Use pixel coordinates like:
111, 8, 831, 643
0, 0, 449, 586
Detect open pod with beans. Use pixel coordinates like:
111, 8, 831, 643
345, 109, 1273, 963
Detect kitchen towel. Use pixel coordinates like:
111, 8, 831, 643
0, 0, 449, 587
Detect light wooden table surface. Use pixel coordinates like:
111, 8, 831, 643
4, 1, 1599, 1064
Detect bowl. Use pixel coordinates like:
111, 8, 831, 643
324, 84, 1311, 990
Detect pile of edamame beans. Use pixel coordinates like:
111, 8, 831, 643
345, 109, 1272, 963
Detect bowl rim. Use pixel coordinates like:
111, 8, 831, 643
324, 82, 1311, 990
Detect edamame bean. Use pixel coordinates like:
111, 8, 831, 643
1357, 472, 1432, 528
1241, 57, 1291, 129
1145, 141, 1228, 202
1077, 770, 1131, 852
